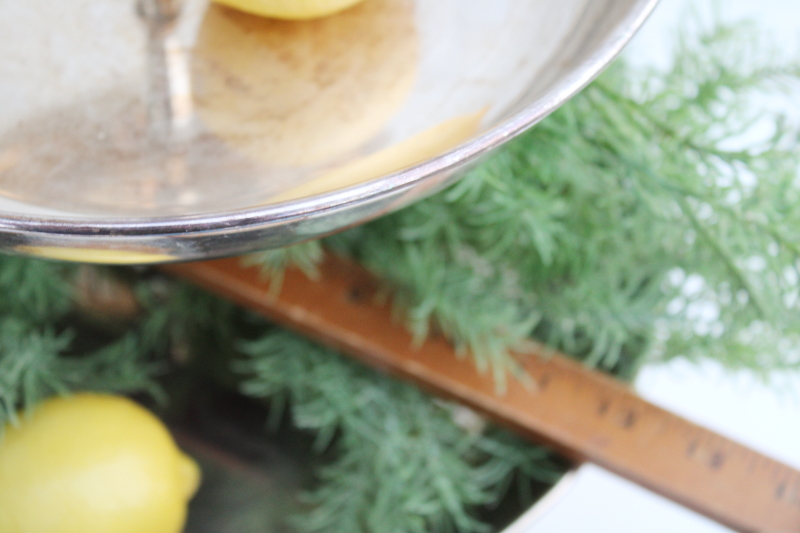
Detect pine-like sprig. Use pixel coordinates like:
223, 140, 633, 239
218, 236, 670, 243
245, 241, 324, 293
0, 259, 164, 432
0, 255, 73, 325
238, 330, 564, 533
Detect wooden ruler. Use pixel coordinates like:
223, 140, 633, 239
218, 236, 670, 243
164, 255, 800, 533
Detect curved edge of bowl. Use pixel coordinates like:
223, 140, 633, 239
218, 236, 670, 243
0, 0, 661, 263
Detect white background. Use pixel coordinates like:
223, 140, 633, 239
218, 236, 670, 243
530, 1, 800, 531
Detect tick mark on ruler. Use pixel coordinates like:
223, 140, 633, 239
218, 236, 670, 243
597, 399, 610, 416
776, 482, 786, 500
709, 451, 725, 470
687, 439, 698, 458
621, 410, 637, 429
538, 373, 551, 390
347, 286, 368, 303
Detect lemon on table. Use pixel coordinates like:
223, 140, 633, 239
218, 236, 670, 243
212, 0, 367, 19
0, 394, 201, 533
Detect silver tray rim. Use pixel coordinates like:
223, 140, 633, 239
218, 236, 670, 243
0, 0, 659, 259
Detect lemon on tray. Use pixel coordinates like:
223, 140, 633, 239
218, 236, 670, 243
212, 0, 367, 19
0, 394, 201, 533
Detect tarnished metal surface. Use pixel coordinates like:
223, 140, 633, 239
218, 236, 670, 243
0, 0, 658, 262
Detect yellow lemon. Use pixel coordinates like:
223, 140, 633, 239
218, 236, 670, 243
0, 394, 201, 533
212, 0, 367, 20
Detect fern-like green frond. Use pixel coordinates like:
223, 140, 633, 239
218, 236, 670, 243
238, 330, 564, 533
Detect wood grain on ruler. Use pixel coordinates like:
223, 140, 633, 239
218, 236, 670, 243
163, 255, 800, 533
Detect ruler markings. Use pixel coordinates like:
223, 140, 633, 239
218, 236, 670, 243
164, 256, 800, 533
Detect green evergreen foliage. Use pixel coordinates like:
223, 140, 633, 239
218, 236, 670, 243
317, 22, 800, 382
0, 259, 163, 432
238, 330, 563, 533
0, 256, 73, 324
245, 241, 324, 292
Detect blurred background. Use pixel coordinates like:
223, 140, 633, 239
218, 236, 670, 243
532, 1, 800, 531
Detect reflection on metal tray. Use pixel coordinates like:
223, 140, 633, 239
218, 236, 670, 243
0, 0, 658, 262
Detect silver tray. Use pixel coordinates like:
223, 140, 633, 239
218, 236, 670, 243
0, 0, 657, 263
